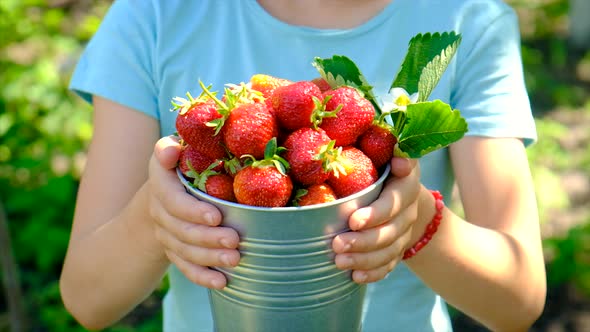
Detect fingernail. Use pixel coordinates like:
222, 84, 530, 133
355, 219, 366, 230
355, 272, 367, 283
342, 242, 352, 252
352, 209, 370, 230
220, 253, 232, 266
340, 238, 355, 252
210, 278, 225, 289
220, 238, 234, 249
204, 212, 216, 226
339, 255, 354, 269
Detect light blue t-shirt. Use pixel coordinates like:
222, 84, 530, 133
70, 1, 537, 331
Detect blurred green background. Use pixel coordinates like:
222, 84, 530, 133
0, 0, 588, 331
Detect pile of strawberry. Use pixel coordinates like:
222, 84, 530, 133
174, 74, 396, 208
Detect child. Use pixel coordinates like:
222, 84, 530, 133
60, 0, 546, 331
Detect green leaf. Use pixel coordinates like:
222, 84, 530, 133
264, 137, 278, 159
391, 32, 462, 101
312, 55, 381, 113
396, 100, 468, 158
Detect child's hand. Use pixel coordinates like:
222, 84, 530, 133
332, 157, 421, 283
147, 136, 240, 289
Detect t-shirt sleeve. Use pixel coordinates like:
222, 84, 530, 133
69, 0, 158, 120
451, 7, 537, 146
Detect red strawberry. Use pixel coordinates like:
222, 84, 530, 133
320, 86, 375, 147
178, 144, 222, 178
196, 81, 279, 160
203, 174, 236, 202
294, 183, 338, 207
233, 166, 293, 207
271, 81, 323, 131
250, 74, 293, 99
172, 95, 227, 160
327, 147, 378, 198
232, 139, 293, 207
357, 123, 397, 169
222, 102, 278, 159
191, 162, 236, 202
283, 128, 332, 186
311, 77, 332, 92
197, 173, 236, 202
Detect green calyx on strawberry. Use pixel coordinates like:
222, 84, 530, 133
170, 90, 209, 116
171, 91, 226, 160
309, 94, 342, 130
178, 143, 223, 178
190, 161, 236, 203
314, 139, 349, 179
223, 156, 244, 177
191, 160, 223, 191
233, 138, 293, 207
326, 147, 378, 198
197, 80, 263, 133
198, 80, 279, 159
241, 137, 289, 175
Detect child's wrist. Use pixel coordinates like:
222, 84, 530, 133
403, 187, 444, 260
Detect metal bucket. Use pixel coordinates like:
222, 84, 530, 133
178, 165, 390, 332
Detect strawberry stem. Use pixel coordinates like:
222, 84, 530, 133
246, 138, 290, 176
389, 110, 407, 137
310, 95, 341, 129
315, 140, 348, 178
198, 80, 228, 112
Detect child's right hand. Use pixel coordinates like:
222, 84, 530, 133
147, 136, 240, 289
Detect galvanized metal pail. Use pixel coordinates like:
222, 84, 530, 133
178, 165, 390, 332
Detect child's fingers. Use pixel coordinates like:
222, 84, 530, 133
154, 135, 182, 170
155, 226, 240, 268
333, 201, 417, 254
390, 157, 418, 178
165, 250, 229, 289
347, 171, 421, 231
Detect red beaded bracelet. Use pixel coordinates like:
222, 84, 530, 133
402, 190, 444, 260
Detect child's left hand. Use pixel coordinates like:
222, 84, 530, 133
332, 157, 422, 283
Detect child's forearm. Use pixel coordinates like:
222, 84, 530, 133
405, 188, 546, 332
60, 183, 169, 330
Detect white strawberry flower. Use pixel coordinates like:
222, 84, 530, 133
380, 87, 419, 113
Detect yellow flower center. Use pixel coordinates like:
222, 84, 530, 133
395, 94, 412, 106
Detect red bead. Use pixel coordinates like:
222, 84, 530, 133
426, 223, 437, 234
432, 190, 443, 200
435, 200, 444, 211
402, 190, 445, 260
414, 241, 425, 251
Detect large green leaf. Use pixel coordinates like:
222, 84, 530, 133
312, 55, 381, 113
395, 100, 468, 158
391, 32, 462, 101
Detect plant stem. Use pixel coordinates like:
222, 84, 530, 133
0, 198, 27, 332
